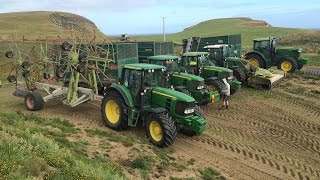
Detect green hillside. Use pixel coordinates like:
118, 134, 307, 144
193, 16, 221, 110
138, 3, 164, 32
131, 17, 317, 49
0, 11, 107, 41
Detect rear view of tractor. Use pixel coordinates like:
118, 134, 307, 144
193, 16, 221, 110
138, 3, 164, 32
101, 63, 207, 147
147, 55, 220, 105
244, 37, 308, 72
204, 44, 284, 89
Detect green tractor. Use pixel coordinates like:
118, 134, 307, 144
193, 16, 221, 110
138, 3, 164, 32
244, 37, 308, 72
204, 44, 285, 89
147, 55, 220, 105
179, 52, 241, 95
101, 63, 206, 147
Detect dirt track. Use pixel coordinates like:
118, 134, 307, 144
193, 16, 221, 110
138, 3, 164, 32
0, 76, 319, 180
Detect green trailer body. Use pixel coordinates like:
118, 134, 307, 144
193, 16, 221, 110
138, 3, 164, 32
183, 34, 242, 57
134, 42, 174, 63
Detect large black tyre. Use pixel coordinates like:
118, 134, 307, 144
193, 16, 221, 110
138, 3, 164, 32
5, 51, 14, 58
146, 112, 177, 147
25, 92, 45, 111
277, 57, 298, 73
232, 67, 246, 83
206, 79, 224, 97
181, 105, 204, 137
245, 53, 266, 69
101, 91, 128, 130
21, 61, 30, 69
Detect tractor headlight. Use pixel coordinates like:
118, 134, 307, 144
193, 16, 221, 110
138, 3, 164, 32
197, 85, 204, 90
184, 108, 194, 114
227, 76, 233, 80
298, 49, 302, 53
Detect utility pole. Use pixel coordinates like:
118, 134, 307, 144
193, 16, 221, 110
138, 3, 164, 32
161, 17, 166, 42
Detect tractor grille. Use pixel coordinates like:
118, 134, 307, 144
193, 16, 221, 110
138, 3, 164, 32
175, 101, 195, 116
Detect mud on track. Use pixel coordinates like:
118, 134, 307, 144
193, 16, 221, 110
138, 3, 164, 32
0, 76, 319, 179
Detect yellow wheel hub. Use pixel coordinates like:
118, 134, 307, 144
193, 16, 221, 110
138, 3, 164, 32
281, 61, 292, 72
105, 100, 120, 124
248, 58, 260, 68
149, 121, 163, 142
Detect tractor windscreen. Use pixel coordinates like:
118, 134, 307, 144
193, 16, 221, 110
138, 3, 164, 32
164, 60, 179, 72
144, 69, 166, 87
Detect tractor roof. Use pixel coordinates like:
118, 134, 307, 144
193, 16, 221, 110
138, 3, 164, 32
253, 37, 276, 41
123, 63, 165, 70
182, 52, 209, 57
203, 44, 228, 49
148, 55, 179, 61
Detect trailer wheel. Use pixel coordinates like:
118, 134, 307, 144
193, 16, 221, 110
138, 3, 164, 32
61, 41, 72, 51
245, 54, 266, 69
25, 92, 45, 111
101, 91, 128, 130
232, 67, 246, 83
182, 106, 204, 136
278, 57, 298, 73
146, 112, 177, 147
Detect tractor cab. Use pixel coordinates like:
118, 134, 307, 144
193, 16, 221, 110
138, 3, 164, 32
203, 44, 230, 67
120, 64, 167, 106
253, 37, 277, 61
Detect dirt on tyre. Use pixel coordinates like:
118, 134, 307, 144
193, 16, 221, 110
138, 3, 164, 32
277, 57, 298, 73
245, 54, 266, 69
101, 91, 128, 130
25, 92, 45, 111
232, 67, 246, 83
146, 112, 177, 147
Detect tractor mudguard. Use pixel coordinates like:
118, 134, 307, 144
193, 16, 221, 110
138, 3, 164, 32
105, 84, 134, 107
141, 108, 168, 126
298, 57, 309, 65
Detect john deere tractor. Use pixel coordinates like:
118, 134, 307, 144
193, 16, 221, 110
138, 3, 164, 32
244, 37, 308, 72
147, 55, 220, 105
204, 44, 284, 89
180, 52, 241, 95
101, 63, 206, 147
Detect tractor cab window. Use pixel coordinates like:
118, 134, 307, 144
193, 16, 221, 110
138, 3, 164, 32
127, 70, 142, 96
144, 69, 165, 87
254, 40, 269, 50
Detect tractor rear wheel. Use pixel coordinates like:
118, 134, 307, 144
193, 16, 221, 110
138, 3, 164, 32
278, 57, 298, 73
101, 91, 128, 130
245, 54, 266, 69
232, 67, 246, 83
146, 112, 177, 147
25, 92, 45, 111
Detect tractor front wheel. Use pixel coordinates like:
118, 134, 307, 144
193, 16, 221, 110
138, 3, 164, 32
206, 79, 224, 97
232, 67, 246, 83
278, 57, 298, 73
146, 112, 177, 147
101, 91, 128, 130
245, 54, 266, 69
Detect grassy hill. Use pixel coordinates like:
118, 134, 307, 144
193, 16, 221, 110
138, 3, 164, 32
0, 11, 107, 41
131, 17, 319, 50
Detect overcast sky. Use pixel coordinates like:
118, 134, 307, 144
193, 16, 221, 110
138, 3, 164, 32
0, 0, 319, 35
